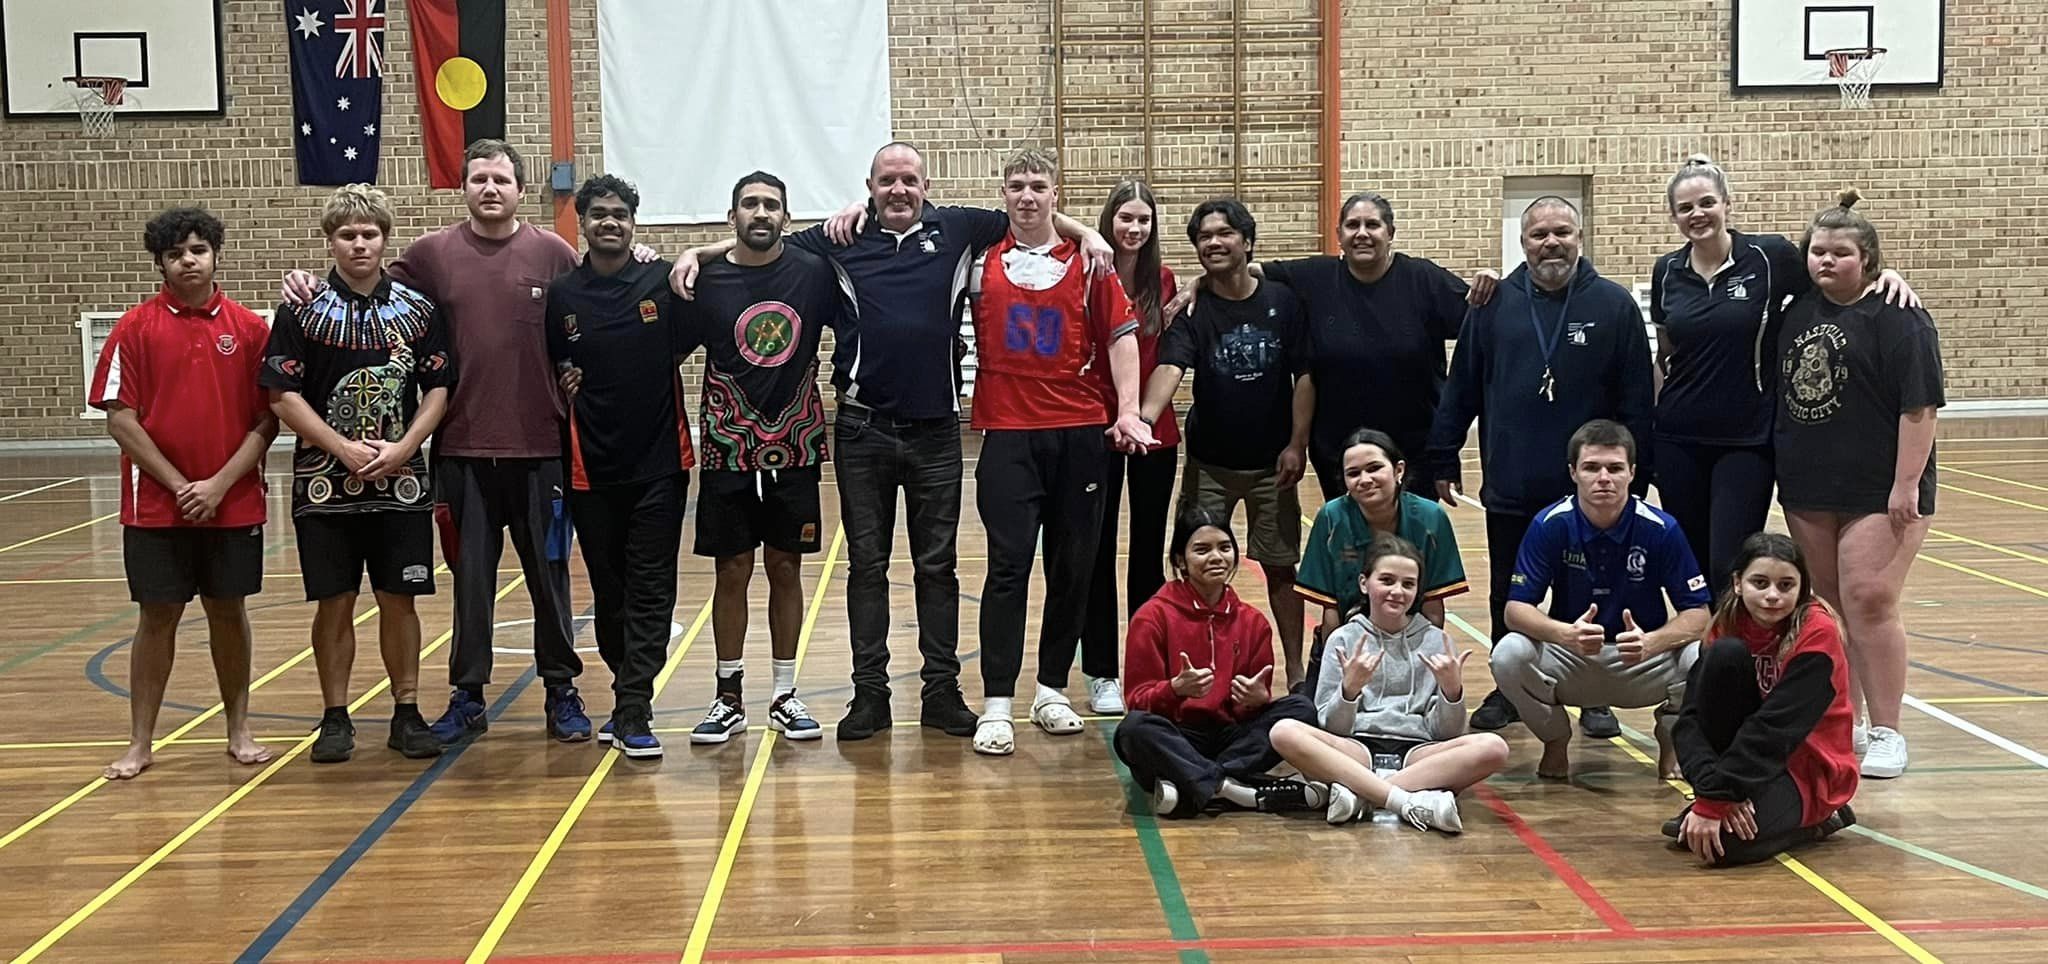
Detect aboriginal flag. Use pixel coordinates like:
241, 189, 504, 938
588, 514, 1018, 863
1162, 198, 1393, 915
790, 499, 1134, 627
410, 0, 506, 189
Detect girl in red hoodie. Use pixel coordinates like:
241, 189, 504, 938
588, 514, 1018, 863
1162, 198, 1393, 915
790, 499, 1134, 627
1114, 508, 1323, 817
1667, 532, 1859, 866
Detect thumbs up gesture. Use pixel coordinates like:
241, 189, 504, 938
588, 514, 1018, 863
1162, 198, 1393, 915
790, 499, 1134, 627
1172, 652, 1215, 699
1568, 603, 1606, 656
1230, 665, 1274, 710
1615, 609, 1649, 664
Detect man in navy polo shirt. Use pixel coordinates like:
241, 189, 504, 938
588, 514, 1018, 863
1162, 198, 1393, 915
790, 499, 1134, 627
670, 142, 1114, 742
1493, 419, 1709, 781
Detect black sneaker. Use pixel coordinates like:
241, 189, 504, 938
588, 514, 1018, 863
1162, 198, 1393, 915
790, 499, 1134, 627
388, 706, 445, 759
613, 705, 662, 759
1245, 776, 1329, 813
1816, 804, 1857, 839
920, 689, 978, 737
311, 711, 355, 764
1580, 706, 1622, 739
1662, 806, 1690, 839
1470, 690, 1519, 731
836, 694, 893, 741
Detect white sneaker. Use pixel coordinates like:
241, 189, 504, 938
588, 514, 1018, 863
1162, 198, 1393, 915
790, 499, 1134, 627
1861, 726, 1908, 778
1853, 721, 1871, 759
1326, 783, 1366, 825
1153, 781, 1180, 816
1397, 789, 1464, 834
1087, 676, 1126, 714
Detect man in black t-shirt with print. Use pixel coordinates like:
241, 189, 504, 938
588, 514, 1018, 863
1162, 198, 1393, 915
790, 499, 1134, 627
1138, 198, 1316, 688
546, 176, 695, 759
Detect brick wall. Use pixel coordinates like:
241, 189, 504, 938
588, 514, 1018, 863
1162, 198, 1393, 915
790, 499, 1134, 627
0, 0, 2040, 440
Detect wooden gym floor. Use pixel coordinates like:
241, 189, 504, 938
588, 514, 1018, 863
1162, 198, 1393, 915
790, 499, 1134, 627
2, 418, 2046, 963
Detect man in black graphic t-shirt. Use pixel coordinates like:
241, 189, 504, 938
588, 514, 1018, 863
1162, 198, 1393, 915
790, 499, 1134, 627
546, 175, 695, 760
1138, 198, 1315, 688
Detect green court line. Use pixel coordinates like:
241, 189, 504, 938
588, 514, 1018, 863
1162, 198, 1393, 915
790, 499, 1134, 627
1912, 764, 2048, 774
1099, 723, 1211, 964
1845, 825, 2048, 901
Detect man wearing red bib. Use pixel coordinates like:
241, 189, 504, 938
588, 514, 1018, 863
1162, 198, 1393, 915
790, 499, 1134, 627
968, 148, 1154, 755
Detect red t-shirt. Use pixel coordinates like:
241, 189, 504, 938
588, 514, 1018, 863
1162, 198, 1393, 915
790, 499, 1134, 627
970, 236, 1138, 431
90, 287, 271, 528
1132, 265, 1181, 450
391, 221, 578, 458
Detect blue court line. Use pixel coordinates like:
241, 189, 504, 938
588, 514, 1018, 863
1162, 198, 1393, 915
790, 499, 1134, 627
1908, 659, 2047, 697
235, 666, 540, 963
1910, 629, 2048, 659
85, 637, 324, 724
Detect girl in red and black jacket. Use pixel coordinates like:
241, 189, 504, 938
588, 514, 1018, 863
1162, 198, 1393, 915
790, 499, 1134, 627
1666, 532, 1859, 866
1113, 507, 1321, 818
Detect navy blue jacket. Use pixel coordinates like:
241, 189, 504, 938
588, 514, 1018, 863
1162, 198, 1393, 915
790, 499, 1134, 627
1426, 259, 1654, 515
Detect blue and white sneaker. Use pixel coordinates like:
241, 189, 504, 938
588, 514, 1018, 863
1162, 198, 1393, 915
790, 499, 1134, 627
597, 719, 615, 745
428, 689, 487, 745
612, 706, 661, 759
691, 695, 748, 744
768, 693, 823, 741
546, 686, 593, 742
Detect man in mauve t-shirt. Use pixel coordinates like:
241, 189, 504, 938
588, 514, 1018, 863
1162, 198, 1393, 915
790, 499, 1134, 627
287, 140, 592, 746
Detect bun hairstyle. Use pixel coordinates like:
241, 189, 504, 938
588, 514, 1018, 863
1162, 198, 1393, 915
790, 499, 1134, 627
1801, 187, 1883, 281
1665, 153, 1731, 213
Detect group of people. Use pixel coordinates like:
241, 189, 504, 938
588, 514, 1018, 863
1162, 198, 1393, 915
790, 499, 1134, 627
95, 139, 1941, 867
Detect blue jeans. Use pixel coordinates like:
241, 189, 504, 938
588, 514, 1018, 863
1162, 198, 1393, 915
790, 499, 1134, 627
834, 405, 964, 702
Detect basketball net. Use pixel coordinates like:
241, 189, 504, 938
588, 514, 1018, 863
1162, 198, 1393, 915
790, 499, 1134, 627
1825, 48, 1886, 109
64, 76, 127, 137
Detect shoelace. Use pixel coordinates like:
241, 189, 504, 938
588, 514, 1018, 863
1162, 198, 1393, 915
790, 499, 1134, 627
1400, 801, 1434, 831
776, 696, 812, 720
705, 700, 743, 724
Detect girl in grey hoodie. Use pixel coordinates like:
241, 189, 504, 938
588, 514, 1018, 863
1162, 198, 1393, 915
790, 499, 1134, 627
1271, 534, 1509, 832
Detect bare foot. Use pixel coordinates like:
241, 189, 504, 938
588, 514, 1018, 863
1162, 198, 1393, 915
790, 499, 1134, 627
102, 744, 153, 780
226, 730, 273, 766
1537, 739, 1570, 780
1655, 713, 1682, 780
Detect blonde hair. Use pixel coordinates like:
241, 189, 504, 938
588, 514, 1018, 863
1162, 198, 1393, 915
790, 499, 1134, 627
1001, 147, 1059, 181
321, 183, 393, 237
1666, 153, 1731, 212
1800, 188, 1882, 282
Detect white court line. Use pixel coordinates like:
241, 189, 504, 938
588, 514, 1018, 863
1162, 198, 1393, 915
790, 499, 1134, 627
0, 478, 82, 503
1904, 694, 2048, 770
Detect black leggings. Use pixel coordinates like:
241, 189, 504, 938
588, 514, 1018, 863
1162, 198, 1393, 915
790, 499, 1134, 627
1674, 638, 1830, 867
1082, 446, 1178, 680
1653, 439, 1774, 602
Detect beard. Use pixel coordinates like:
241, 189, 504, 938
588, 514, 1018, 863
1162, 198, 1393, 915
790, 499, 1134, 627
738, 224, 782, 252
1530, 256, 1576, 289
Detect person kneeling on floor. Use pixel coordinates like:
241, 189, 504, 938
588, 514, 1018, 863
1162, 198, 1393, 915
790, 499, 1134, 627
1113, 507, 1322, 817
1272, 534, 1507, 832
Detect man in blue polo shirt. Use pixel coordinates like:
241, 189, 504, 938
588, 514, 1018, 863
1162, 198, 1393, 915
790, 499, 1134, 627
670, 142, 1113, 742
1494, 419, 1709, 781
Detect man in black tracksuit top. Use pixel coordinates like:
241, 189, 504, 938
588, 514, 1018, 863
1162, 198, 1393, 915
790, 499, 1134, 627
1425, 196, 1653, 734
546, 175, 695, 758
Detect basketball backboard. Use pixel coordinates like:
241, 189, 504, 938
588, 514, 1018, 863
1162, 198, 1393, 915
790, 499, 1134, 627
0, 0, 225, 117
1731, 0, 1945, 92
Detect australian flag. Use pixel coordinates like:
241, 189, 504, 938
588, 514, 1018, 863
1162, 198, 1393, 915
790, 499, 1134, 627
290, 0, 385, 185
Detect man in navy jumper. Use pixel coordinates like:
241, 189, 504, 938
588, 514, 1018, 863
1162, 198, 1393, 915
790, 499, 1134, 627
1425, 196, 1653, 736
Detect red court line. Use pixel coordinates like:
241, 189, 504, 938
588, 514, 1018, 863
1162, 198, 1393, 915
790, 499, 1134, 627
1472, 783, 1635, 932
286, 918, 2048, 963
17, 544, 100, 579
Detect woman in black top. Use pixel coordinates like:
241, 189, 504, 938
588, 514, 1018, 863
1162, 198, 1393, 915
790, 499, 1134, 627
1650, 156, 1915, 598
1775, 190, 1943, 782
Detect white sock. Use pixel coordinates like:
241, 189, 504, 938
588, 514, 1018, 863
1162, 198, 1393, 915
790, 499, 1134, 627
1217, 777, 1258, 808
983, 696, 1013, 721
1035, 683, 1068, 706
716, 659, 744, 679
1383, 786, 1412, 812
771, 658, 797, 697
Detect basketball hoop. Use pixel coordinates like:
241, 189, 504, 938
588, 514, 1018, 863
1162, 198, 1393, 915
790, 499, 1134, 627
1824, 47, 1886, 109
63, 75, 127, 137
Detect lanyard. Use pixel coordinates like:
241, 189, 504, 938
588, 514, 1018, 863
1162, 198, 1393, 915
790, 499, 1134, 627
1525, 274, 1573, 402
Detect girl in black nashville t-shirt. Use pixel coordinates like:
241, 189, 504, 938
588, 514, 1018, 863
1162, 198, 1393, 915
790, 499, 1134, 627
1774, 189, 1943, 782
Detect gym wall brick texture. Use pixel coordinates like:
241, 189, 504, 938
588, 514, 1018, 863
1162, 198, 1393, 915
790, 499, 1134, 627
0, 0, 2040, 440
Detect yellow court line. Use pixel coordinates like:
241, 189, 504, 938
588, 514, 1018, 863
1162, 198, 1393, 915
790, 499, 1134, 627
1443, 613, 1943, 963
0, 512, 117, 555
1943, 466, 2048, 496
681, 526, 845, 964
1924, 527, 2048, 569
463, 589, 724, 964
1918, 696, 2048, 705
1939, 482, 2048, 515
1915, 553, 2048, 602
0, 736, 299, 752
0, 563, 452, 856
1946, 459, 2048, 467
10, 575, 524, 964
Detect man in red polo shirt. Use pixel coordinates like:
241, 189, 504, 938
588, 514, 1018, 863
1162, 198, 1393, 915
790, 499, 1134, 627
90, 207, 278, 780
967, 148, 1153, 755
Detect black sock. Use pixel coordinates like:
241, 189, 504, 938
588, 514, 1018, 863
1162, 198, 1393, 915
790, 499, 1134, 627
394, 701, 420, 721
716, 670, 745, 699
323, 705, 350, 722
458, 687, 485, 704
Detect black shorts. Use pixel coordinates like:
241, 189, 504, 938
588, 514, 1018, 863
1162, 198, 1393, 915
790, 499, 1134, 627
1352, 736, 1434, 772
123, 525, 264, 604
693, 466, 823, 558
293, 511, 437, 601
